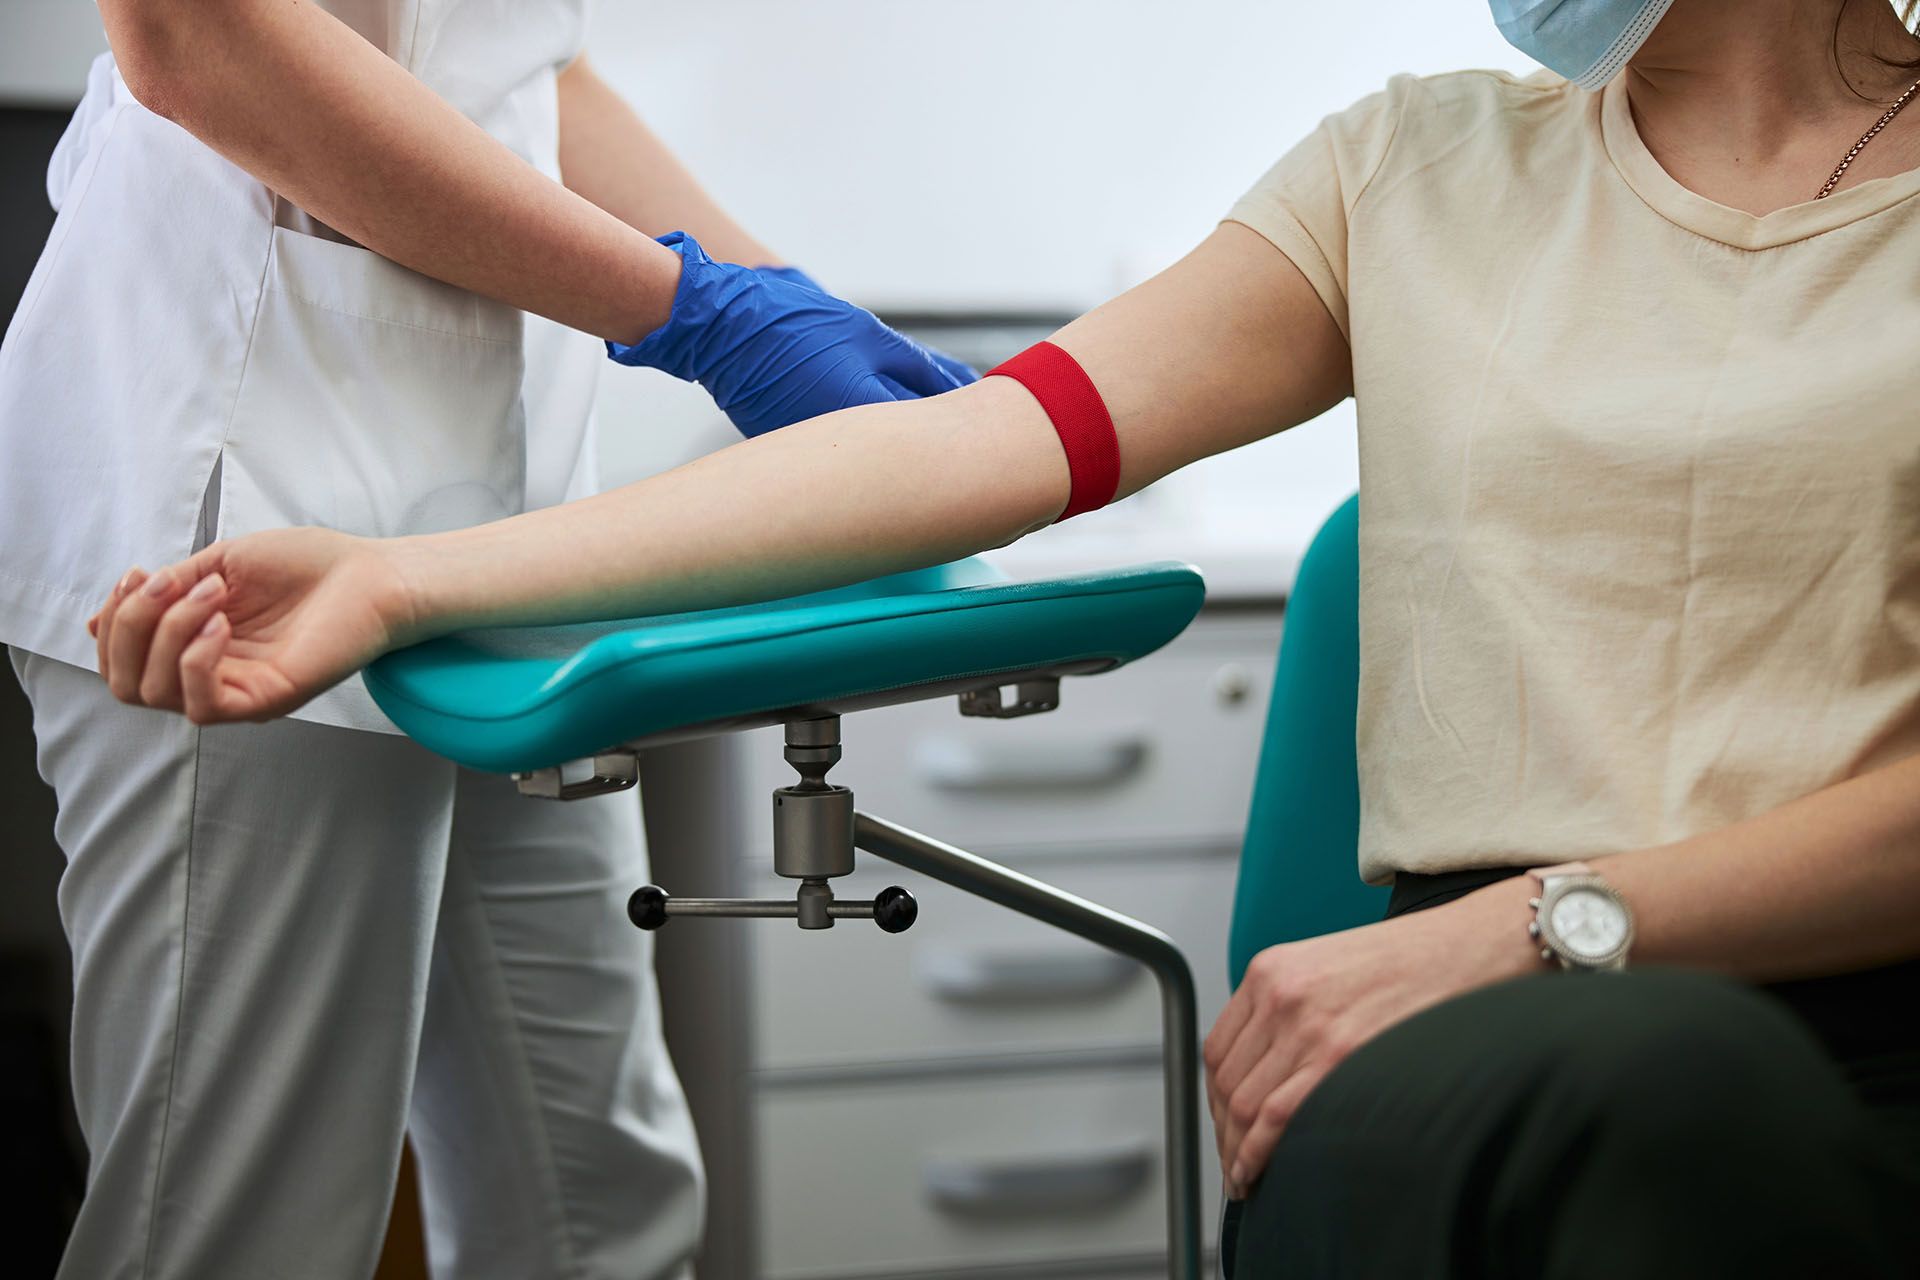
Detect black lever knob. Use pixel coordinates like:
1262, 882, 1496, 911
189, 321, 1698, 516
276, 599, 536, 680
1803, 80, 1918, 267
873, 885, 918, 934
628, 885, 671, 931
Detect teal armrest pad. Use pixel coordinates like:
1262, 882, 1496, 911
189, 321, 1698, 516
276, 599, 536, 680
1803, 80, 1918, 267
367, 560, 1205, 773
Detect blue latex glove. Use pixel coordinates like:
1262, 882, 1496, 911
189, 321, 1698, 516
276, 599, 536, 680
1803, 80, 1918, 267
759, 264, 980, 389
609, 233, 970, 438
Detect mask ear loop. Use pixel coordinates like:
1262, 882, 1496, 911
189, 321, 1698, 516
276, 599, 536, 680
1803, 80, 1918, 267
985, 341, 1121, 522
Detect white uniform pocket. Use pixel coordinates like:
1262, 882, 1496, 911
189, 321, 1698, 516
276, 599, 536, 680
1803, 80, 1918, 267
219, 225, 528, 543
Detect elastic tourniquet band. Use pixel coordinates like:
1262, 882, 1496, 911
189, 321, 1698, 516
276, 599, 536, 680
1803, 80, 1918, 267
986, 341, 1121, 522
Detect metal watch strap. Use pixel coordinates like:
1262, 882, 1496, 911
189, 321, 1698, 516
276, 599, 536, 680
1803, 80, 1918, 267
1529, 860, 1595, 893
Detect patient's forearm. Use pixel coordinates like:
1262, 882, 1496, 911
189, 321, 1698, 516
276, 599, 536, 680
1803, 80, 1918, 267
394, 379, 1064, 635
1592, 752, 1920, 980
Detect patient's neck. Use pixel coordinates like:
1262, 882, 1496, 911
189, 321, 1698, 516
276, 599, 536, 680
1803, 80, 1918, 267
1623, 0, 1920, 213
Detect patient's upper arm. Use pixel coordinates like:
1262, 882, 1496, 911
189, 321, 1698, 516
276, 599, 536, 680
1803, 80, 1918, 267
1043, 221, 1353, 500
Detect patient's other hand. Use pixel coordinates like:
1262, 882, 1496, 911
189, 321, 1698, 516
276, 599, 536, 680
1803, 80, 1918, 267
1204, 880, 1539, 1199
88, 528, 416, 724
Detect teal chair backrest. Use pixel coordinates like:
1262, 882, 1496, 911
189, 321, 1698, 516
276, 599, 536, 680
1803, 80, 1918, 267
1227, 495, 1388, 987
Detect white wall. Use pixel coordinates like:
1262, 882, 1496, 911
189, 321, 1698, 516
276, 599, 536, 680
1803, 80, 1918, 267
586, 2, 1535, 564
0, 0, 1531, 283
0, 0, 107, 105
588, 1, 1533, 311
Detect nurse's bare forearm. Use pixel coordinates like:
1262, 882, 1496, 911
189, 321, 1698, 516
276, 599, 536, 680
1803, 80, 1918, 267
392, 378, 1063, 633
103, 0, 678, 342
557, 56, 782, 269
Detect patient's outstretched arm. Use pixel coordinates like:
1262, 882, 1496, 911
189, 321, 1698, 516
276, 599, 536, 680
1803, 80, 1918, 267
91, 221, 1351, 723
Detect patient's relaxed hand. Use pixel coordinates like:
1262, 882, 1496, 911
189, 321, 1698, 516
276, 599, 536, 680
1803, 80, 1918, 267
1205, 880, 1538, 1199
88, 529, 417, 724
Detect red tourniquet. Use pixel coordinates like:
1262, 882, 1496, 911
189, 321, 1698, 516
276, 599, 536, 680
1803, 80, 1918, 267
985, 341, 1121, 522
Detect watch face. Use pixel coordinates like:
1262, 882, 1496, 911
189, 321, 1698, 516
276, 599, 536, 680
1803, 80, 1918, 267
1548, 887, 1631, 961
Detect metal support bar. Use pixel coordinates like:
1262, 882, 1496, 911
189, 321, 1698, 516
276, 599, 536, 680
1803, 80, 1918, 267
852, 811, 1202, 1280
652, 897, 805, 919
649, 896, 914, 922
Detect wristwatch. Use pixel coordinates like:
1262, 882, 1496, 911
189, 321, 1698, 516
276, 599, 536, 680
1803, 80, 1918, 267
1526, 861, 1633, 972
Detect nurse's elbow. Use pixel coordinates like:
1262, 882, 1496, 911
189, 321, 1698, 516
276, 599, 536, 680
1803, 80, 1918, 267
100, 0, 225, 123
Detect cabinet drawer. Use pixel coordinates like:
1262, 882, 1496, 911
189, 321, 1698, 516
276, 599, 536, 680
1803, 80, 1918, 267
739, 614, 1279, 854
748, 856, 1235, 1073
754, 1069, 1221, 1279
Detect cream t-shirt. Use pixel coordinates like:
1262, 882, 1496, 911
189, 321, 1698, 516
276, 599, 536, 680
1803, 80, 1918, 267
1228, 70, 1920, 884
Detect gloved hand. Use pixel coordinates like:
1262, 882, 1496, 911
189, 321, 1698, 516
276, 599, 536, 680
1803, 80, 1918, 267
610, 232, 972, 438
759, 264, 979, 389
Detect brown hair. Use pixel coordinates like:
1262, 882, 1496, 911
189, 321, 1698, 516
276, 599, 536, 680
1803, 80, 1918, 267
1836, 0, 1920, 94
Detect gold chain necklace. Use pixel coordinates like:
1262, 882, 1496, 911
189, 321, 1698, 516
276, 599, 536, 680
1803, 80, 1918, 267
1815, 74, 1920, 199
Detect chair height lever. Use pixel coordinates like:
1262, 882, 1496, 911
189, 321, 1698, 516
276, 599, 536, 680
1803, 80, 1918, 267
626, 882, 917, 933
626, 715, 917, 935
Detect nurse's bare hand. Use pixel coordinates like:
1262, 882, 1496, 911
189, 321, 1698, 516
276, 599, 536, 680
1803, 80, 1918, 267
92, 529, 417, 723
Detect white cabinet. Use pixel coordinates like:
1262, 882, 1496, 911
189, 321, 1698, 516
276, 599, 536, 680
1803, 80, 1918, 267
738, 615, 1275, 857
747, 857, 1235, 1074
756, 1071, 1222, 1279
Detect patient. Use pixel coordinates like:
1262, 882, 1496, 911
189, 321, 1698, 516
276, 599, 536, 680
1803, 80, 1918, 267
89, 0, 1920, 1274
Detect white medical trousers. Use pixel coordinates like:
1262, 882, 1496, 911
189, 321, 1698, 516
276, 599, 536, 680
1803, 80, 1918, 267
9, 650, 704, 1280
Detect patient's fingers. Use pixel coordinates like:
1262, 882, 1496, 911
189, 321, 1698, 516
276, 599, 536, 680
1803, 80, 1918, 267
1207, 1089, 1229, 1178
95, 568, 146, 691
1211, 1010, 1274, 1116
1228, 1067, 1320, 1198
1205, 985, 1254, 1074
106, 568, 184, 704
1204, 987, 1255, 1177
179, 612, 234, 725
1220, 1047, 1293, 1190
139, 575, 228, 711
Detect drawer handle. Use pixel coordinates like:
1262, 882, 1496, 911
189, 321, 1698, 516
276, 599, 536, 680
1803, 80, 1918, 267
913, 736, 1147, 790
915, 947, 1140, 1003
923, 1142, 1154, 1215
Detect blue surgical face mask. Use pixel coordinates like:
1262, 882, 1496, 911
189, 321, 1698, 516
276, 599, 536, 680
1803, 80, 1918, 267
1487, 0, 1678, 89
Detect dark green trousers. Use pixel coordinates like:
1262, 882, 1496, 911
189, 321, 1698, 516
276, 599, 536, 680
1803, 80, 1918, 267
1224, 869, 1920, 1279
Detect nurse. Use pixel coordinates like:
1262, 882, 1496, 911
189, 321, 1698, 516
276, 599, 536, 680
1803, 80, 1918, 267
0, 2, 968, 1278
94, 0, 1920, 1274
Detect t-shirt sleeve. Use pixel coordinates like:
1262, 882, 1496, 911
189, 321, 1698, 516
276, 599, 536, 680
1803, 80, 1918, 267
1225, 77, 1409, 343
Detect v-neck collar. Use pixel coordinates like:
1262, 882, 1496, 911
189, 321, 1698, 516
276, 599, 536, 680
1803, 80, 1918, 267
1600, 77, 1920, 250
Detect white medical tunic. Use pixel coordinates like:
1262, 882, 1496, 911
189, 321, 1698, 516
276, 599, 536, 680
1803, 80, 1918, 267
0, 0, 605, 731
